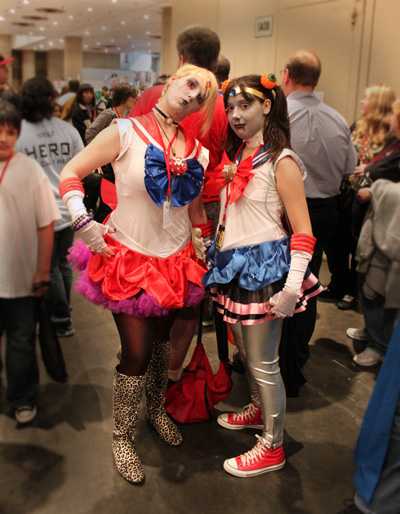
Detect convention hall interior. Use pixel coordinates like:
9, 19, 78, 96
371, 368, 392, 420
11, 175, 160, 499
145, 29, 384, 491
1, 1, 399, 513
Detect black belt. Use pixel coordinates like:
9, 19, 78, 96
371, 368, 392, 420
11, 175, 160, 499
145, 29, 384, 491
306, 195, 340, 205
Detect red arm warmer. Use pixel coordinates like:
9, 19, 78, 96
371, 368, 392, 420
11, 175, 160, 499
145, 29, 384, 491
290, 233, 316, 255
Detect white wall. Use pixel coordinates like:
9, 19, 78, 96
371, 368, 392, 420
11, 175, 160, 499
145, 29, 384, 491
169, 0, 400, 124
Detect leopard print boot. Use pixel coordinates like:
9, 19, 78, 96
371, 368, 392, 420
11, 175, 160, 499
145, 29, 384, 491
112, 369, 145, 484
145, 341, 183, 446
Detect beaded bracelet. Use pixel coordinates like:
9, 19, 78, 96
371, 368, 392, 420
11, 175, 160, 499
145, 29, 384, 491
73, 215, 93, 232
72, 213, 87, 229
72, 214, 93, 231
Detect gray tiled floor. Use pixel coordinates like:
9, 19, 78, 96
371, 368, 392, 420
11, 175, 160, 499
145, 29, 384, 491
0, 262, 379, 514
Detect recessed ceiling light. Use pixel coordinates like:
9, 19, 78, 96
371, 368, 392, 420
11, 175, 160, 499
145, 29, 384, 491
147, 42, 151, 46
88, 7, 93, 12
144, 14, 149, 19
127, 35, 131, 39
101, 26, 106, 30
49, 41, 53, 46
117, 47, 121, 51
53, 21, 58, 25
59, 39, 64, 43
96, 42, 101, 45
24, 0, 29, 4
10, 9, 16, 14
29, 32, 33, 35
85, 31, 90, 35
121, 21, 126, 25
112, 0, 117, 3
105, 49, 109, 53
84, 44, 88, 48
39, 44, 44, 48
68, 15, 74, 19
39, 26, 45, 31
110, 38, 115, 42
0, 17, 5, 21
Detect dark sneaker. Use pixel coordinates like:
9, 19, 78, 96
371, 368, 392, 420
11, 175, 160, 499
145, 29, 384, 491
56, 327, 76, 337
337, 295, 357, 310
15, 404, 37, 424
319, 286, 344, 300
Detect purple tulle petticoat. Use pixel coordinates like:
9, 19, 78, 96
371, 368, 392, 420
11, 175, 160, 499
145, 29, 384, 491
68, 239, 205, 318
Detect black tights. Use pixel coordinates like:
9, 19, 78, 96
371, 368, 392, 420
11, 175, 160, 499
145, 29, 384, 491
112, 312, 176, 376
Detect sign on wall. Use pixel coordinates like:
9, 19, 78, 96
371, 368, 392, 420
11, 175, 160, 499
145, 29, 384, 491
255, 16, 273, 37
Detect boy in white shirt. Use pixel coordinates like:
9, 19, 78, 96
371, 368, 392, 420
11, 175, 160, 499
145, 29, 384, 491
0, 100, 60, 423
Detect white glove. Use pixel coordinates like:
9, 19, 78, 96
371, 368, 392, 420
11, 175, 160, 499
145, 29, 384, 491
191, 227, 206, 262
78, 220, 109, 253
267, 250, 312, 318
63, 190, 109, 254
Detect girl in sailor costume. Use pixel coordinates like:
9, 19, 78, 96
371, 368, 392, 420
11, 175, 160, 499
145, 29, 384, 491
203, 74, 322, 478
58, 65, 218, 484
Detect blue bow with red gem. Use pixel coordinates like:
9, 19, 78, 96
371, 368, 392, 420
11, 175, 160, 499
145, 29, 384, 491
144, 143, 204, 207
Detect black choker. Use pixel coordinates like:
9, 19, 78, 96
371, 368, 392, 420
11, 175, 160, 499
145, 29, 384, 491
153, 105, 179, 126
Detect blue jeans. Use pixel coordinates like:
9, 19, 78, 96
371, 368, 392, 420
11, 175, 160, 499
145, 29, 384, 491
355, 396, 400, 514
0, 297, 39, 407
47, 227, 74, 332
359, 274, 398, 354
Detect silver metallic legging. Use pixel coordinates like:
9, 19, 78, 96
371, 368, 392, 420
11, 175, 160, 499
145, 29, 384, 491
229, 319, 286, 448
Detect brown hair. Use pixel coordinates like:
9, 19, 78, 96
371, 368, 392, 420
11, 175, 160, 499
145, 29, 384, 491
176, 25, 220, 72
286, 50, 321, 88
111, 83, 138, 107
224, 75, 291, 163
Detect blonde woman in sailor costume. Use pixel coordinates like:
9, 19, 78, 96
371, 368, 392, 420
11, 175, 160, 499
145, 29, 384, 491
59, 65, 218, 484
203, 74, 322, 477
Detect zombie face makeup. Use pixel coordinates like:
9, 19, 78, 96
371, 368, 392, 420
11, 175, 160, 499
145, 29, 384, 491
226, 93, 270, 141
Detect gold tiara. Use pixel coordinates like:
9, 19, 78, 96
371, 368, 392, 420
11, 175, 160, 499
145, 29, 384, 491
229, 86, 265, 101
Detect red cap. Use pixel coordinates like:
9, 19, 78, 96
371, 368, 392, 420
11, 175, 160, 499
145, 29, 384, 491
0, 54, 15, 66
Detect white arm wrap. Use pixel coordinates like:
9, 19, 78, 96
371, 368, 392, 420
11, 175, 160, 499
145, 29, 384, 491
268, 249, 312, 318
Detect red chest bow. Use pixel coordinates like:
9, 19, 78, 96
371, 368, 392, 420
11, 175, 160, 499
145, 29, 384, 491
207, 151, 255, 204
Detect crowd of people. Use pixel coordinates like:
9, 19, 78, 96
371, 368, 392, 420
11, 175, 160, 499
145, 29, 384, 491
0, 23, 399, 512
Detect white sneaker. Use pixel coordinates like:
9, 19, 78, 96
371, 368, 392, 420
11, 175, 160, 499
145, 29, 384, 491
15, 404, 37, 424
346, 327, 369, 341
353, 348, 384, 366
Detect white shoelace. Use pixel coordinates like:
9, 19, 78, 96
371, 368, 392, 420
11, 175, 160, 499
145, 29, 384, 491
232, 402, 260, 422
240, 435, 269, 466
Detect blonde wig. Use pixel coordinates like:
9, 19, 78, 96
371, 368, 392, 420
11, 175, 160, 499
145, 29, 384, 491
161, 64, 218, 137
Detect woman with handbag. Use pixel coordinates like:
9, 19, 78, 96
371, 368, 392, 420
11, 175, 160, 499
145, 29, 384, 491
203, 74, 322, 477
347, 100, 400, 367
322, 84, 395, 310
58, 64, 218, 484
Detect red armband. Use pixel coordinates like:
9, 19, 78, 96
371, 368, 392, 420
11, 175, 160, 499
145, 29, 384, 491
192, 219, 214, 237
290, 233, 316, 255
59, 177, 85, 199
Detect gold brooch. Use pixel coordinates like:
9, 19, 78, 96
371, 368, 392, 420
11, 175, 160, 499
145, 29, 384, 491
222, 162, 237, 181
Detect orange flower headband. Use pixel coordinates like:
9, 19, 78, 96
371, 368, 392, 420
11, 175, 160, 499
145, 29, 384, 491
221, 73, 277, 99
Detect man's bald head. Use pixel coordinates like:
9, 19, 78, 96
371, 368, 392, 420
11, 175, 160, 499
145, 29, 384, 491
285, 50, 321, 89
